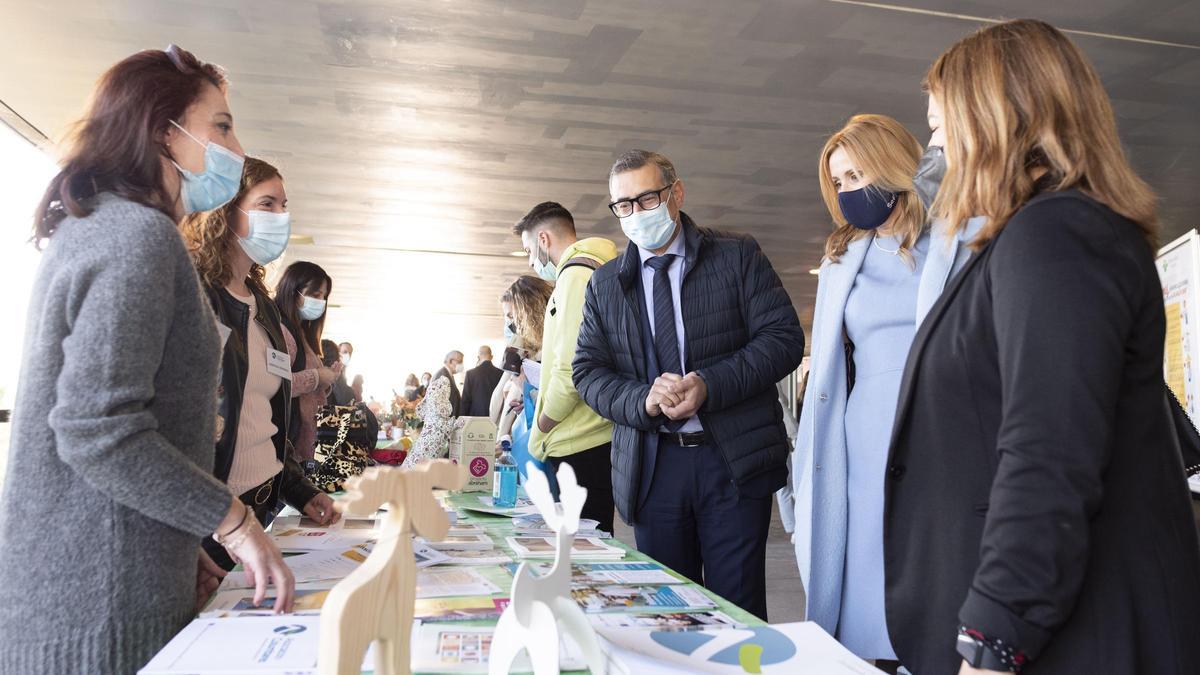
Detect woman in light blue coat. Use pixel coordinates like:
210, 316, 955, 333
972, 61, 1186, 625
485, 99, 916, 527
784, 114, 947, 667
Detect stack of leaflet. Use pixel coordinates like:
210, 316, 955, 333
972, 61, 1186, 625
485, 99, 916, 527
571, 583, 717, 614
459, 495, 540, 517
420, 523, 494, 551
219, 539, 447, 590
505, 561, 685, 586
409, 623, 585, 673
198, 567, 500, 620
267, 515, 380, 552
589, 610, 743, 631
512, 515, 612, 539
506, 535, 625, 560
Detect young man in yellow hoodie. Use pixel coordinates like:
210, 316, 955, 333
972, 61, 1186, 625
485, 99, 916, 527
516, 201, 618, 532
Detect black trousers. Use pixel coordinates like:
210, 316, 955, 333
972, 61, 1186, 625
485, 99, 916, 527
202, 474, 281, 571
547, 442, 615, 534
633, 438, 772, 620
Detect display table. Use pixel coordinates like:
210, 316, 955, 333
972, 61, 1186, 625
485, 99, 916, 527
443, 490, 766, 627
144, 487, 773, 674
402, 491, 767, 674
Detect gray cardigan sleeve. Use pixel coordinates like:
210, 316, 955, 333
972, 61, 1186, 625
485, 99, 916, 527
47, 224, 232, 538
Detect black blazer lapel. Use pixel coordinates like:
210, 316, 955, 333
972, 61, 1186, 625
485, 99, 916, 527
888, 242, 991, 455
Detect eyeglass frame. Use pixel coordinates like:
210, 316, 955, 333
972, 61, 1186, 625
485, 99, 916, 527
608, 182, 677, 218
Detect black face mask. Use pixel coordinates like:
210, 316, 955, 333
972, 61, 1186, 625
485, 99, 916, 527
913, 145, 947, 211
838, 186, 898, 230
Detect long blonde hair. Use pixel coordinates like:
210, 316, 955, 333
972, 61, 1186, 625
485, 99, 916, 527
926, 19, 1157, 248
818, 114, 926, 263
501, 276, 553, 353
179, 157, 280, 294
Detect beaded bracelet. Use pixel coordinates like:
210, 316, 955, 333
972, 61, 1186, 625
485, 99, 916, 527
213, 505, 255, 549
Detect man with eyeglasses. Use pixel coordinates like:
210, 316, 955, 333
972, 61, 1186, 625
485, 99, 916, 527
514, 201, 618, 533
573, 149, 805, 620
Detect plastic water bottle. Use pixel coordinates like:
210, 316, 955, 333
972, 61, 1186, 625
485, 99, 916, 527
493, 440, 518, 508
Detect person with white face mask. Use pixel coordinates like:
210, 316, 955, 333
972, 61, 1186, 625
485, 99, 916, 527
272, 261, 340, 463
433, 350, 465, 417
573, 149, 805, 622
181, 157, 338, 572
326, 341, 357, 406
512, 201, 617, 533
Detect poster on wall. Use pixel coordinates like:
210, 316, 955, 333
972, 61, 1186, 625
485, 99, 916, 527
1156, 230, 1200, 422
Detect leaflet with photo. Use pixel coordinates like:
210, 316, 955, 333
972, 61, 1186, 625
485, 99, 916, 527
438, 548, 514, 565
571, 584, 717, 613
588, 610, 744, 631
416, 567, 502, 599
507, 536, 625, 560
504, 561, 682, 585
410, 623, 584, 673
420, 531, 494, 551
414, 596, 511, 623
200, 581, 337, 617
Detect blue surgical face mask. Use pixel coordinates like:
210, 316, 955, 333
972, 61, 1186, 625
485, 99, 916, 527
169, 120, 244, 213
620, 186, 678, 250
504, 321, 516, 342
837, 185, 898, 230
237, 208, 291, 265
299, 293, 326, 320
531, 242, 557, 282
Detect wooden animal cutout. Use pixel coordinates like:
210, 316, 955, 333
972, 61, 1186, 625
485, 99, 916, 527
488, 462, 608, 675
318, 460, 467, 675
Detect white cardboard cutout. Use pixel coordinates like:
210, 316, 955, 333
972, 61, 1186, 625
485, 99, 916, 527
489, 462, 608, 675
317, 461, 467, 675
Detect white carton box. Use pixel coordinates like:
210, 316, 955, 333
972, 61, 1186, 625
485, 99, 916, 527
449, 416, 497, 493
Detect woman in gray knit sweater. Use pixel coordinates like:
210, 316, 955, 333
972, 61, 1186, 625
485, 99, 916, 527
0, 46, 295, 673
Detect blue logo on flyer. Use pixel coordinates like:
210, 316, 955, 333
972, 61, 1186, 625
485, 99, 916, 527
650, 626, 797, 666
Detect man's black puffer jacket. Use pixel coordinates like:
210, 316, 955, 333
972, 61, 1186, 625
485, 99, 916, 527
573, 213, 805, 523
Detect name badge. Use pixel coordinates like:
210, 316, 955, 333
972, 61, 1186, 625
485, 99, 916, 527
266, 348, 292, 381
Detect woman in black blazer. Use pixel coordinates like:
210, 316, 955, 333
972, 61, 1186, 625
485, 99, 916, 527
884, 20, 1200, 675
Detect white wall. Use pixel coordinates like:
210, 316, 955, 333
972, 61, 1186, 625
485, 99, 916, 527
0, 124, 57, 488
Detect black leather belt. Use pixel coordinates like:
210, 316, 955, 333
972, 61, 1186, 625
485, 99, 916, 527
660, 431, 708, 448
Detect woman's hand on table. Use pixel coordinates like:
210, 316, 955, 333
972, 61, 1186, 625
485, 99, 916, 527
220, 506, 295, 612
303, 492, 341, 526
196, 548, 226, 612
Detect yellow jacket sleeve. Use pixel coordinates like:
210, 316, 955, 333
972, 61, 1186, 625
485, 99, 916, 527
529, 266, 590, 442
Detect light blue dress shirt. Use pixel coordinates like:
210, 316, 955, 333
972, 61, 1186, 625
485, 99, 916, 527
638, 231, 703, 433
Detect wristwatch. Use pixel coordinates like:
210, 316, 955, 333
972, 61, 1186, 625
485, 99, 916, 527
956, 631, 1014, 672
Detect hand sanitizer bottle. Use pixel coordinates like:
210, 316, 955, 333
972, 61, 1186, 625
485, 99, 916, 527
493, 439, 518, 507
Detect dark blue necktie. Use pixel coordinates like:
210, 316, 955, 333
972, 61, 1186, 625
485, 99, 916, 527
646, 254, 684, 431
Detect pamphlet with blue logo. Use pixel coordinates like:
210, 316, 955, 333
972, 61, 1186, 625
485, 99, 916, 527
138, 615, 376, 673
